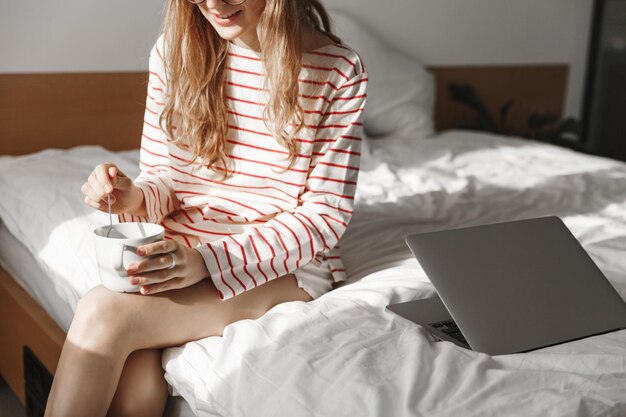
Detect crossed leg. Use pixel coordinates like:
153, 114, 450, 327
106, 349, 168, 417
44, 275, 311, 417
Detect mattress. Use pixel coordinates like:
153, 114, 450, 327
1, 131, 626, 416
0, 218, 74, 329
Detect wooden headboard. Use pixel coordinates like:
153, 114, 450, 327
428, 65, 568, 136
0, 73, 147, 155
0, 65, 568, 156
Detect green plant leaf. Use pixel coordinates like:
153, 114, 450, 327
538, 113, 559, 127
449, 83, 499, 133
499, 99, 515, 125
528, 113, 541, 129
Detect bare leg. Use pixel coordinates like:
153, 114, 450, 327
44, 275, 311, 417
106, 350, 168, 417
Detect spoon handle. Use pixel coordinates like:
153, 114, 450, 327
106, 193, 113, 238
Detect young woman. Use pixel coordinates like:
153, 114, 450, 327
45, 0, 367, 416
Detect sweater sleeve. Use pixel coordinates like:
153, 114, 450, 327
119, 36, 179, 225
196, 70, 368, 300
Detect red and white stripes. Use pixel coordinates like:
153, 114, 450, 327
120, 35, 368, 300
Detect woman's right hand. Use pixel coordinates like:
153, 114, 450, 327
81, 163, 144, 214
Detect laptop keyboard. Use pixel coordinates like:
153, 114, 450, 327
429, 319, 470, 347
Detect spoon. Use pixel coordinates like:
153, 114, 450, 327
106, 192, 113, 238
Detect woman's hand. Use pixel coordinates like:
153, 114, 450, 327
81, 163, 145, 215
126, 239, 211, 295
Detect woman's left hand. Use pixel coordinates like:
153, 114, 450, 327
126, 240, 210, 295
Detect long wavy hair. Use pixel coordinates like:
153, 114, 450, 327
161, 0, 339, 178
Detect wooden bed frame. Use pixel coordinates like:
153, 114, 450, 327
0, 64, 567, 406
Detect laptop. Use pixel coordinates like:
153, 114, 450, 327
386, 216, 626, 355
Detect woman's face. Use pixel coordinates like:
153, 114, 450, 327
196, 0, 266, 51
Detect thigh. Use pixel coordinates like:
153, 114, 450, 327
92, 273, 311, 351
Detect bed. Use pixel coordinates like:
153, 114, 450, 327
1, 10, 626, 417
2, 130, 626, 416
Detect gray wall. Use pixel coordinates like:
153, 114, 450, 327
0, 0, 164, 72
325, 0, 594, 118
0, 0, 593, 117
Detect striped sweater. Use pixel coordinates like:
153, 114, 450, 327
120, 35, 368, 300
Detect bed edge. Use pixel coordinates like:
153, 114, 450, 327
0, 265, 65, 405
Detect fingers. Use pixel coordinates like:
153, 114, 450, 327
81, 181, 99, 203
137, 240, 178, 257
93, 163, 115, 194
127, 254, 184, 295
81, 162, 134, 212
139, 277, 186, 295
127, 244, 208, 295
126, 240, 180, 280
127, 240, 188, 295
81, 181, 116, 209
128, 263, 179, 286
82, 163, 115, 205
127, 252, 177, 275
84, 195, 106, 210
108, 165, 118, 188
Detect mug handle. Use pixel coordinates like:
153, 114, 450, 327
111, 244, 130, 276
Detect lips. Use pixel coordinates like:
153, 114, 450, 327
210, 9, 242, 27
214, 10, 241, 19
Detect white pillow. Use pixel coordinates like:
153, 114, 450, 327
330, 10, 435, 140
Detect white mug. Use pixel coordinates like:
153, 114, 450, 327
93, 222, 165, 293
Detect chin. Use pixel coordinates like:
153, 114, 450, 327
210, 25, 243, 41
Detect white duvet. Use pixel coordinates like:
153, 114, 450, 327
1, 131, 625, 416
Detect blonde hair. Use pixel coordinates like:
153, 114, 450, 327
161, 0, 339, 178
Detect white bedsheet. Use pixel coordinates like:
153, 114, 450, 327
1, 131, 625, 416
163, 131, 626, 417
0, 219, 74, 330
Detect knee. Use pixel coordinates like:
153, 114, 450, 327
68, 286, 136, 353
